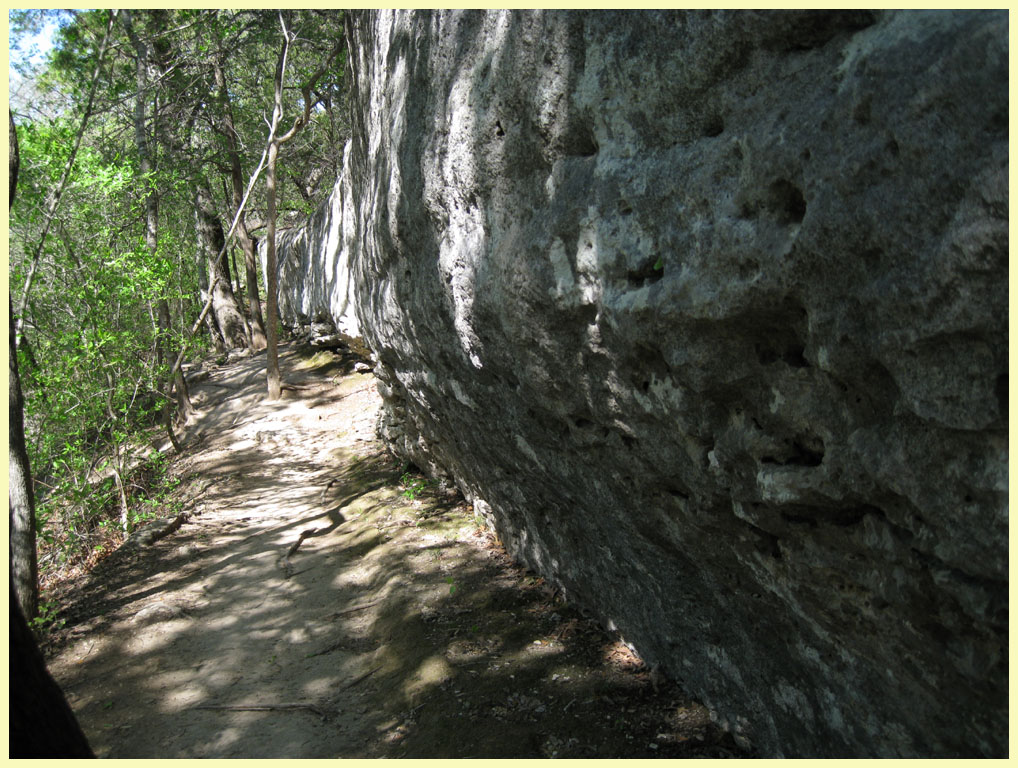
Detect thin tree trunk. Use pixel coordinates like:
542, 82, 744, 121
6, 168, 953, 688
10, 298, 39, 621
122, 9, 191, 442
165, 100, 279, 385
265, 139, 282, 399
9, 111, 38, 621
213, 56, 267, 351
157, 298, 192, 437
262, 12, 343, 399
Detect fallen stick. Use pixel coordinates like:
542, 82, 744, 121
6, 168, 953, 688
324, 599, 384, 620
341, 665, 382, 690
194, 703, 326, 719
305, 640, 346, 659
286, 528, 319, 558
319, 479, 338, 505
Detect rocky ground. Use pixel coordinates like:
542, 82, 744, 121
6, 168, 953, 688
42, 341, 749, 758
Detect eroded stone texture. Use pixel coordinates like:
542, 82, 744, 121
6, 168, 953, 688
296, 10, 1004, 756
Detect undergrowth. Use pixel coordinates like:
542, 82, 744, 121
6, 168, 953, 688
36, 440, 181, 598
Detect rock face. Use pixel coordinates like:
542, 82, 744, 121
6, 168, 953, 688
283, 10, 1008, 757
271, 141, 360, 337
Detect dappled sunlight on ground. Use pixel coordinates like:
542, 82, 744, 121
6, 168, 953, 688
43, 341, 747, 758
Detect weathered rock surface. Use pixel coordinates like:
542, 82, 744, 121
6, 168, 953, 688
281, 10, 1007, 757
270, 141, 360, 337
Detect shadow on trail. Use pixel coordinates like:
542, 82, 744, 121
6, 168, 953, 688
44, 343, 744, 759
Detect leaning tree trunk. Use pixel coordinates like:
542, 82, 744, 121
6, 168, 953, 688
156, 298, 194, 434
261, 11, 341, 399
195, 183, 251, 352
10, 584, 94, 757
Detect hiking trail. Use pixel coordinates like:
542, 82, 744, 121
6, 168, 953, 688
43, 342, 744, 758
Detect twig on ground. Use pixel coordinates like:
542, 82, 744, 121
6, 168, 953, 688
319, 479, 338, 505
305, 640, 347, 658
341, 665, 382, 690
193, 702, 327, 721
323, 599, 383, 620
286, 528, 319, 558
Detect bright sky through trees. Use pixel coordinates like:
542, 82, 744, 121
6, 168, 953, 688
9, 11, 61, 75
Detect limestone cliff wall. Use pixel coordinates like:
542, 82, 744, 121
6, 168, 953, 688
270, 142, 360, 336
281, 10, 1007, 757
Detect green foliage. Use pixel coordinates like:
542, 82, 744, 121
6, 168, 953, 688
27, 598, 65, 635
9, 8, 352, 582
400, 472, 436, 502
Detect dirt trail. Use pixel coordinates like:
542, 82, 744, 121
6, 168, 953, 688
44, 342, 747, 758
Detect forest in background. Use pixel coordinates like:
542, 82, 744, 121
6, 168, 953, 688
9, 9, 351, 621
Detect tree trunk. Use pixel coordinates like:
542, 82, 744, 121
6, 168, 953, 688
158, 298, 195, 426
195, 183, 251, 351
213, 55, 267, 352
261, 11, 344, 400
9, 111, 38, 621
10, 292, 38, 622
265, 140, 282, 400
121, 9, 191, 437
10, 584, 95, 757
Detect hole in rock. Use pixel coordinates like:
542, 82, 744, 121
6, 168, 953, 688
782, 345, 809, 368
788, 438, 824, 467
703, 113, 724, 137
629, 344, 670, 393
571, 128, 599, 158
626, 257, 665, 288
827, 507, 868, 527
767, 179, 806, 224
780, 510, 818, 528
760, 435, 825, 467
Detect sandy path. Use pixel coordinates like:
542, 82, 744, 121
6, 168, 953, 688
46, 346, 393, 757
45, 343, 745, 759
